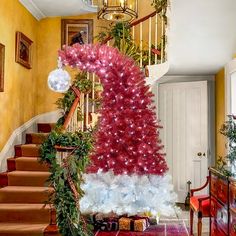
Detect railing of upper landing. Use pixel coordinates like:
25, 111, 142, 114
87, 2, 167, 68
64, 1, 168, 132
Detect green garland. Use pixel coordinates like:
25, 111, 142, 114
40, 128, 94, 236
41, 71, 97, 235
56, 72, 92, 114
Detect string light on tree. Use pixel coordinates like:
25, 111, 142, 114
59, 43, 177, 216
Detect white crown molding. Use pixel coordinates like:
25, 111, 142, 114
0, 110, 61, 172
19, 0, 46, 20
80, 0, 98, 13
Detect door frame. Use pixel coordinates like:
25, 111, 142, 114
154, 75, 215, 170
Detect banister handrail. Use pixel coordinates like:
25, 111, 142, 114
63, 86, 81, 130
130, 11, 157, 27
102, 9, 163, 56
102, 12, 157, 45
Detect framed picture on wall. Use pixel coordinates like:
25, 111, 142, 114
15, 32, 33, 69
0, 43, 5, 92
61, 19, 93, 47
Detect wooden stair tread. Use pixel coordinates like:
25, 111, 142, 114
0, 222, 48, 234
37, 123, 55, 133
7, 171, 50, 187
0, 186, 54, 204
0, 203, 52, 210
15, 144, 41, 157
8, 171, 50, 177
26, 133, 49, 144
0, 203, 54, 224
0, 186, 53, 193
15, 157, 49, 172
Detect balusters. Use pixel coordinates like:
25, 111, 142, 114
148, 17, 152, 66
140, 22, 143, 68
132, 26, 135, 40
80, 93, 84, 131
92, 73, 95, 113
85, 72, 90, 128
161, 10, 165, 63
155, 13, 158, 64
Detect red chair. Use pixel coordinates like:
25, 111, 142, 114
190, 176, 210, 236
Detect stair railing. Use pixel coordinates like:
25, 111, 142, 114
103, 9, 167, 68
62, 7, 167, 132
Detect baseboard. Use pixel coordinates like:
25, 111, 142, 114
0, 110, 62, 172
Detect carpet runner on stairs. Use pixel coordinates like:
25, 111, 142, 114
0, 123, 60, 236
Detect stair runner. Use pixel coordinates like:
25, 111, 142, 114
0, 123, 60, 236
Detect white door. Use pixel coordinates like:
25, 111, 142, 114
159, 81, 209, 202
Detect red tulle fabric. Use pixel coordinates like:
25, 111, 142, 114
59, 44, 168, 176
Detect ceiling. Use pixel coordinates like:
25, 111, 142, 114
19, 0, 236, 75
19, 0, 97, 20
168, 0, 236, 75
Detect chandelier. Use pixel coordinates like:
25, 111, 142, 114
97, 0, 138, 22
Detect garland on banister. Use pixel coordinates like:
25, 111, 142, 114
40, 128, 94, 236
40, 72, 96, 236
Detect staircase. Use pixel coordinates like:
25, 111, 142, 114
0, 123, 60, 236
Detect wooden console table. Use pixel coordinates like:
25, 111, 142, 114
209, 167, 236, 235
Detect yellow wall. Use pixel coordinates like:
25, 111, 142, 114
0, 0, 38, 150
35, 0, 158, 115
35, 13, 107, 115
215, 68, 226, 160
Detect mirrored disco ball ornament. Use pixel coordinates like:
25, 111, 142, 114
48, 58, 71, 93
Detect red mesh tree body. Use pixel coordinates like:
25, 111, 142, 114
60, 44, 168, 176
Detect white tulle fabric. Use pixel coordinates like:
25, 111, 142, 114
80, 170, 177, 216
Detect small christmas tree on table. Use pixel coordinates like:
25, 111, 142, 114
59, 43, 177, 217
218, 115, 236, 175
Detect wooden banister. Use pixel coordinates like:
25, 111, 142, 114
63, 86, 81, 130
102, 10, 162, 56
130, 11, 157, 27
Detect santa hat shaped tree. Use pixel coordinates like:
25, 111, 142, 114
59, 43, 176, 216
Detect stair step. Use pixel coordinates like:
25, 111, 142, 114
37, 123, 55, 133
8, 171, 50, 187
0, 186, 54, 203
0, 172, 8, 187
7, 158, 16, 172
0, 204, 53, 224
15, 144, 40, 157
26, 133, 49, 144
0, 222, 48, 236
15, 157, 49, 172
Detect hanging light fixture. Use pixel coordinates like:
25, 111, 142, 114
97, 0, 138, 22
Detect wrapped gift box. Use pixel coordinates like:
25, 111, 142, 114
119, 216, 150, 232
92, 214, 119, 231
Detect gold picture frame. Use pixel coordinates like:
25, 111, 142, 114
15, 32, 33, 69
61, 19, 93, 47
0, 43, 5, 92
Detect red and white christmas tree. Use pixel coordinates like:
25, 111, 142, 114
59, 44, 176, 216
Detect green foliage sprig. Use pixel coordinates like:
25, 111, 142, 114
96, 22, 162, 66
151, 0, 168, 24
56, 72, 92, 114
40, 128, 94, 236
217, 115, 236, 176
96, 22, 141, 63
